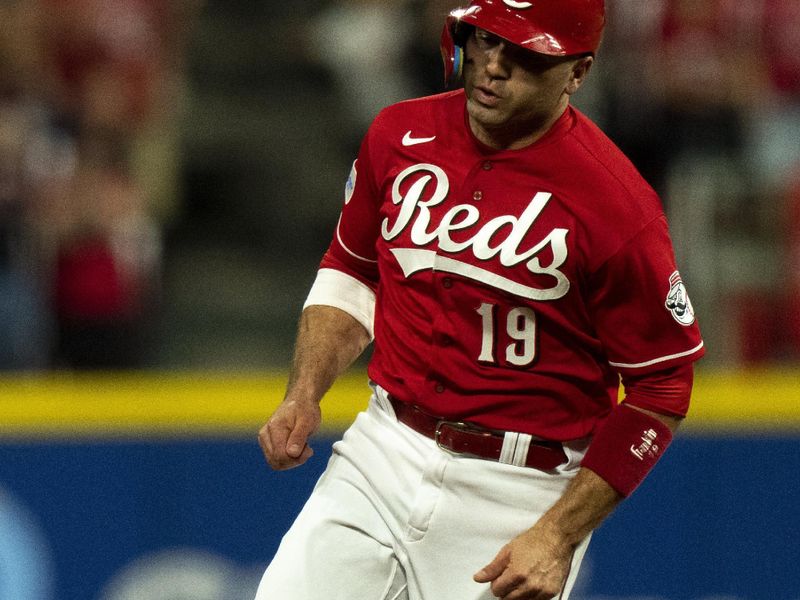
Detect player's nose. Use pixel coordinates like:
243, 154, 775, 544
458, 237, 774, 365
484, 43, 512, 79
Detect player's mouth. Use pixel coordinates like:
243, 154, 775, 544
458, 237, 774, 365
472, 85, 501, 107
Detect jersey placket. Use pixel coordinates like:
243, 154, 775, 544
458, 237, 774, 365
425, 156, 497, 397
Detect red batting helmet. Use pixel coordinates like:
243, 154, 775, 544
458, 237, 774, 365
440, 0, 606, 84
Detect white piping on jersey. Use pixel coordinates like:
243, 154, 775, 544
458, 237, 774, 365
608, 341, 705, 369
390, 248, 570, 301
336, 216, 378, 264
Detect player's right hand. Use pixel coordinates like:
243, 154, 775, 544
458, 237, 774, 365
258, 399, 321, 470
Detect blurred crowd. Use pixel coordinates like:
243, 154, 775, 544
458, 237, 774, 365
0, 0, 199, 368
1, 0, 799, 370
594, 0, 800, 364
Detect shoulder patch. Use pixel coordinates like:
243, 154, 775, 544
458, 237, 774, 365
344, 160, 357, 205
665, 271, 695, 326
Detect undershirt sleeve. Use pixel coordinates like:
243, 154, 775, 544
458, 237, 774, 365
621, 362, 694, 417
303, 268, 376, 339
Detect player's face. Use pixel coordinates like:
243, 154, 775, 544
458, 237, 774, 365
463, 28, 592, 150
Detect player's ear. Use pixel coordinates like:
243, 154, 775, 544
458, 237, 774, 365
565, 55, 593, 95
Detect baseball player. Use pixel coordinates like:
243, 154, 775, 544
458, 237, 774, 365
256, 1, 705, 599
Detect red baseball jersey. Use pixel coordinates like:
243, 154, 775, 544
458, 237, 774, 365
315, 90, 704, 441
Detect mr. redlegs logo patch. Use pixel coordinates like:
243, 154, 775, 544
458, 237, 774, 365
665, 270, 696, 326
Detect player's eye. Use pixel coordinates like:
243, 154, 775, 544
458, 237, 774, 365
473, 28, 498, 49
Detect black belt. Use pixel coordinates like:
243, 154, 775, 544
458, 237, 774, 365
389, 396, 567, 471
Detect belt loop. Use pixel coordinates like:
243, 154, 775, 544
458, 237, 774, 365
499, 432, 519, 465
501, 432, 533, 467
513, 434, 533, 467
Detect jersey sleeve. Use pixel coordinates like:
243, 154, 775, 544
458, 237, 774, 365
317, 126, 382, 290
587, 215, 705, 377
303, 123, 383, 335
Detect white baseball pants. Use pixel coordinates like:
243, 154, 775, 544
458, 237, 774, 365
254, 384, 591, 600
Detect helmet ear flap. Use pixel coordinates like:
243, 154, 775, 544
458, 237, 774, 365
440, 17, 467, 87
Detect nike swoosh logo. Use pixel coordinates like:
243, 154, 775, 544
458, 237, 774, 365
402, 131, 436, 146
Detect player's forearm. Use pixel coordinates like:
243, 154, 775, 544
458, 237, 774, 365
539, 406, 682, 547
284, 304, 371, 404
532, 467, 621, 551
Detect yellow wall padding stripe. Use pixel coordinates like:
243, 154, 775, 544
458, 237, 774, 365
0, 371, 369, 440
684, 368, 799, 431
0, 368, 797, 439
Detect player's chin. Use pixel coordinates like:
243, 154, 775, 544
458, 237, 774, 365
466, 99, 507, 127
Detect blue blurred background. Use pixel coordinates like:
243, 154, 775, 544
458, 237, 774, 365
1, 0, 799, 598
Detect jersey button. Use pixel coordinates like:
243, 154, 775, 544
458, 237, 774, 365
442, 277, 453, 288
482, 161, 493, 171
435, 383, 445, 393
472, 190, 483, 201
